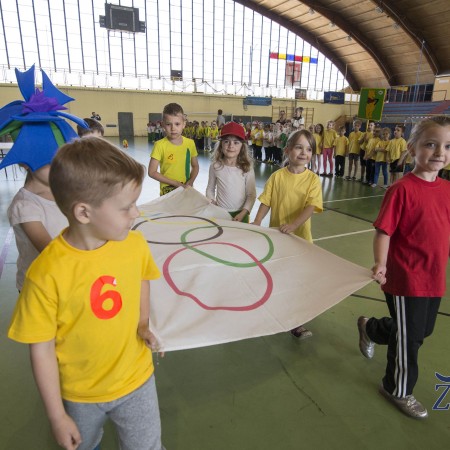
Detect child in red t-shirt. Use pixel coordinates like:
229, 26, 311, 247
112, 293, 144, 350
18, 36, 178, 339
357, 116, 450, 419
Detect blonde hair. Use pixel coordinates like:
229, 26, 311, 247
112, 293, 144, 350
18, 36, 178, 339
211, 138, 253, 173
382, 127, 391, 137
408, 116, 450, 150
49, 137, 145, 217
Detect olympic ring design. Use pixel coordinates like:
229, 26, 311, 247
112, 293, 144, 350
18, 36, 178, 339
135, 214, 275, 312
132, 215, 223, 244
163, 242, 273, 311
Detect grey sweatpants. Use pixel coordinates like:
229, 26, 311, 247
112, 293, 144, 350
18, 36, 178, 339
64, 375, 163, 450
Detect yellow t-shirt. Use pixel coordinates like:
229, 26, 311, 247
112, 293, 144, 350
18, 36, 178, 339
323, 129, 338, 148
258, 167, 323, 242
365, 137, 380, 160
387, 137, 407, 162
360, 131, 373, 151
151, 136, 198, 195
210, 127, 220, 141
348, 130, 363, 155
375, 140, 390, 162
313, 133, 323, 155
334, 136, 349, 157
196, 126, 204, 138
8, 231, 160, 403
251, 128, 264, 146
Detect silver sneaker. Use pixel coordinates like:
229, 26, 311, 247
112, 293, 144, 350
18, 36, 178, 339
379, 384, 428, 419
357, 316, 375, 359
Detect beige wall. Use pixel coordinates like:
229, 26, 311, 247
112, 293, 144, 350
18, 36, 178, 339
433, 76, 450, 102
0, 84, 359, 137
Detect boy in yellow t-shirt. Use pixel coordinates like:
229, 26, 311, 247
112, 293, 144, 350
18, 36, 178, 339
148, 103, 199, 195
203, 120, 212, 151
334, 126, 349, 177
372, 127, 391, 188
358, 121, 375, 182
387, 124, 407, 185
346, 119, 363, 180
8, 138, 164, 450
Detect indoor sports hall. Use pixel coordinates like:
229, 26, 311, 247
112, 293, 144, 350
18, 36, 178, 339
1, 1, 449, 449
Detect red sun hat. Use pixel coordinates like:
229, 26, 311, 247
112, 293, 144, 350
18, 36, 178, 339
220, 121, 246, 141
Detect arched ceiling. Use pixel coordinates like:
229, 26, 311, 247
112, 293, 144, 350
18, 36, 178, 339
235, 0, 450, 91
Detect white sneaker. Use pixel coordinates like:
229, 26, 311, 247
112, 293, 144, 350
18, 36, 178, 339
357, 316, 375, 359
371, 183, 377, 188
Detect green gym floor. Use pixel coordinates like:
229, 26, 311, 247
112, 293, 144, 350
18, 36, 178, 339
1, 138, 449, 450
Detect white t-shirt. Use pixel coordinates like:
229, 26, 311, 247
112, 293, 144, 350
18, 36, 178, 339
206, 164, 256, 213
7, 187, 68, 290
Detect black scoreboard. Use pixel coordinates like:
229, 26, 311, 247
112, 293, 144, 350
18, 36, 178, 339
100, 3, 145, 33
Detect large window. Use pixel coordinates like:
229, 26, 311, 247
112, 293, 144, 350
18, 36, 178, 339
0, 0, 348, 98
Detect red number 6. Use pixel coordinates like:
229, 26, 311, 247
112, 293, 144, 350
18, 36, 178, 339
90, 275, 123, 319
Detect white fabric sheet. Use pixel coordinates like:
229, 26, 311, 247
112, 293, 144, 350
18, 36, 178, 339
136, 187, 372, 351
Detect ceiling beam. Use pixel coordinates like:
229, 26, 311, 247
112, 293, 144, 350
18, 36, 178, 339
377, 1, 440, 75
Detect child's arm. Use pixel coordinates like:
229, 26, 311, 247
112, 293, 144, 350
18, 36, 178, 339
21, 221, 53, 252
279, 205, 315, 234
234, 171, 257, 222
233, 209, 250, 222
148, 157, 184, 189
205, 165, 217, 204
372, 228, 390, 285
30, 341, 82, 450
137, 280, 164, 357
397, 149, 409, 166
252, 203, 270, 226
186, 156, 199, 187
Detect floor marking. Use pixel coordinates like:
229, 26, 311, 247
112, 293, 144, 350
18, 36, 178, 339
323, 194, 384, 203
314, 228, 375, 241
0, 227, 14, 280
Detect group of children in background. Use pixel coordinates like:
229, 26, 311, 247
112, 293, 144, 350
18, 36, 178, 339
310, 119, 412, 189
3, 92, 450, 449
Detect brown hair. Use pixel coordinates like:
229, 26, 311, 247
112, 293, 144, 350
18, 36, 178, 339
286, 129, 317, 155
77, 118, 104, 137
49, 137, 145, 218
211, 138, 253, 174
163, 103, 184, 116
407, 115, 450, 150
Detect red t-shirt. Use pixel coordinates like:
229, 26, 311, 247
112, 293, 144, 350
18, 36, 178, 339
373, 173, 450, 297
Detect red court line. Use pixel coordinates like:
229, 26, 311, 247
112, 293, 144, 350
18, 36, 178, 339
0, 228, 14, 280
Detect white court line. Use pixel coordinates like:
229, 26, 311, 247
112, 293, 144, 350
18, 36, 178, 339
314, 228, 375, 241
323, 194, 384, 203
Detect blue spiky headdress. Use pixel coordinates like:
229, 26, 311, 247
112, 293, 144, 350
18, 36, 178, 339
0, 65, 88, 171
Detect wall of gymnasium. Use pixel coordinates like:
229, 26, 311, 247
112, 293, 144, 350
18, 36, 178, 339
432, 76, 450, 101
0, 84, 359, 137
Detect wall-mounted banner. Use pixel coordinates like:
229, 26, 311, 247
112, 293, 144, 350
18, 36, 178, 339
243, 97, 272, 106
324, 91, 345, 104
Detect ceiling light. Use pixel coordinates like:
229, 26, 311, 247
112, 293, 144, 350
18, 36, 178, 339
329, 22, 336, 28
375, 6, 384, 13
347, 35, 353, 41
393, 22, 400, 29
309, 7, 315, 15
